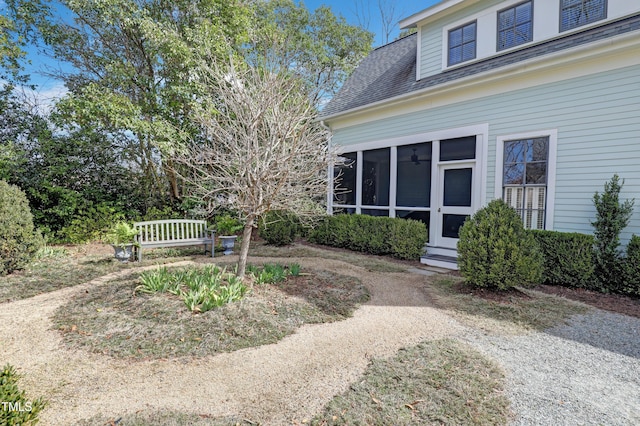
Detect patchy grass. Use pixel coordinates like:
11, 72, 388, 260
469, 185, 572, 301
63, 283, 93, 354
52, 266, 369, 359
0, 245, 208, 303
426, 276, 590, 334
312, 339, 511, 426
76, 411, 259, 426
249, 242, 409, 273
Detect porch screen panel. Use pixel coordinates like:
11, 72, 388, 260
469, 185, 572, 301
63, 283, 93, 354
362, 148, 390, 206
334, 153, 357, 205
396, 142, 431, 207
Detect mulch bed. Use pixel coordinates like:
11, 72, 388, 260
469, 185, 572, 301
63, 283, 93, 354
535, 285, 640, 319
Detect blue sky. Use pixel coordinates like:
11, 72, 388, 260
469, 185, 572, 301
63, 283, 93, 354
303, 0, 439, 46
5, 0, 440, 100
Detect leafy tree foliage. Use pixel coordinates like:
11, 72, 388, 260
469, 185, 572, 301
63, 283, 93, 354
6, 0, 252, 204
248, 0, 373, 104
0, 85, 143, 241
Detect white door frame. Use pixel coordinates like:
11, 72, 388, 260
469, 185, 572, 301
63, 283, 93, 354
434, 162, 476, 249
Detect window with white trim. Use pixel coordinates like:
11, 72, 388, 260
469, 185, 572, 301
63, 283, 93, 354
502, 137, 548, 229
498, 1, 533, 51
448, 21, 477, 66
560, 0, 607, 32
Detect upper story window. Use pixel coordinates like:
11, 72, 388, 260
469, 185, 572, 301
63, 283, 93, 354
497, 1, 533, 51
560, 0, 607, 32
448, 21, 476, 66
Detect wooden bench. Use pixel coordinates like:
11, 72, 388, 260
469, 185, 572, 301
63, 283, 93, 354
133, 219, 215, 262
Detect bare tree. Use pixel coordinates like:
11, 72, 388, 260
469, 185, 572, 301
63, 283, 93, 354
351, 0, 405, 45
175, 59, 335, 278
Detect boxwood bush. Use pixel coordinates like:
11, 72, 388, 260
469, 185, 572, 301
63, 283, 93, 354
308, 214, 427, 260
258, 210, 301, 246
457, 200, 543, 291
0, 180, 43, 276
529, 230, 595, 289
623, 234, 640, 297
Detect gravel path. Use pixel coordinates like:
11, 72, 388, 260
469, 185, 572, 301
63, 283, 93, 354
0, 257, 462, 425
2, 256, 639, 425
461, 310, 640, 425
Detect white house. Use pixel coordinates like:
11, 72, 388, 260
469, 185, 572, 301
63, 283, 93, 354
319, 0, 640, 269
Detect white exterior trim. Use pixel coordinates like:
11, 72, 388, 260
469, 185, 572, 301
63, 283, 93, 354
322, 31, 640, 129
331, 124, 489, 253
495, 129, 558, 230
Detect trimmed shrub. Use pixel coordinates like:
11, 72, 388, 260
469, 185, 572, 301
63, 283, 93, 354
622, 235, 640, 297
0, 180, 43, 276
258, 210, 300, 246
457, 199, 543, 291
309, 214, 427, 260
591, 174, 634, 293
0, 364, 47, 425
529, 230, 595, 289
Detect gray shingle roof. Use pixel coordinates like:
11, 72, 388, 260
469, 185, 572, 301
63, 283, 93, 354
320, 13, 640, 119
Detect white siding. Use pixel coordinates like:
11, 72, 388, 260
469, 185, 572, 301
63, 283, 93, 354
331, 65, 640, 243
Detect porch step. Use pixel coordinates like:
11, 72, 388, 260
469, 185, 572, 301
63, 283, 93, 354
421, 254, 459, 270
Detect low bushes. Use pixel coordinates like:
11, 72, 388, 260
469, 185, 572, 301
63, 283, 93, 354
308, 214, 427, 260
457, 200, 543, 291
529, 230, 595, 289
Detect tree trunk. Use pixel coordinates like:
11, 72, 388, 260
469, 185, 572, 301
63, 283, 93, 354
237, 218, 254, 278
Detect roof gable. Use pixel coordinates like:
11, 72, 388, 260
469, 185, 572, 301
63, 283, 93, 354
320, 13, 640, 120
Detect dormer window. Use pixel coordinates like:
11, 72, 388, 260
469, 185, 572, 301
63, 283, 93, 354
497, 1, 533, 51
448, 21, 476, 66
560, 0, 607, 32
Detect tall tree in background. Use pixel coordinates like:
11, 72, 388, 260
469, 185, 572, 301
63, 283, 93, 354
0, 11, 27, 81
248, 0, 373, 105
5, 0, 252, 207
5, 0, 371, 208
175, 58, 335, 278
351, 0, 404, 45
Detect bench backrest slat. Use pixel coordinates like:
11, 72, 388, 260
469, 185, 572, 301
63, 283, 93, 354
133, 219, 209, 243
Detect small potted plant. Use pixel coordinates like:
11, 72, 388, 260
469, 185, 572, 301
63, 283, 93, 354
105, 222, 139, 262
215, 214, 243, 255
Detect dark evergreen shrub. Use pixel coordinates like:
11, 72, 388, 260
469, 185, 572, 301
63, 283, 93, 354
308, 214, 427, 260
529, 230, 595, 289
623, 235, 640, 297
258, 210, 300, 246
0, 180, 43, 275
457, 199, 543, 290
591, 174, 634, 293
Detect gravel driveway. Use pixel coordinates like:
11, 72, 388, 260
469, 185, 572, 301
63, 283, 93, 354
461, 310, 640, 425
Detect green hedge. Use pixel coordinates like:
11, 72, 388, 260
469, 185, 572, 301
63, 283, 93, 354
308, 214, 427, 260
258, 211, 301, 246
529, 230, 595, 289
